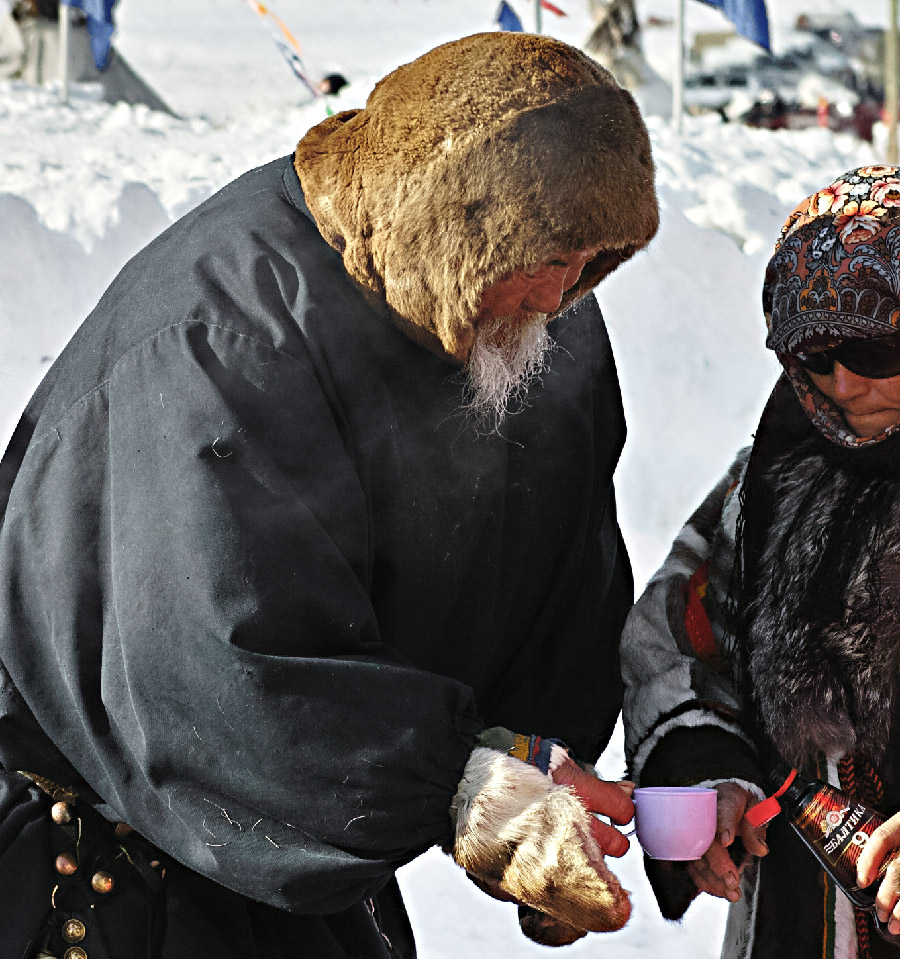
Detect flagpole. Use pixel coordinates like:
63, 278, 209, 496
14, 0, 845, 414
58, 1, 70, 105
887, 0, 899, 165
534, 0, 542, 34
673, 0, 685, 133
242, 0, 322, 99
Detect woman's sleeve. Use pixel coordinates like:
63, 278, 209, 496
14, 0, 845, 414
1, 321, 482, 915
620, 448, 762, 789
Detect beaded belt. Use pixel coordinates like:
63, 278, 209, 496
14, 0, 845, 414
18, 771, 168, 959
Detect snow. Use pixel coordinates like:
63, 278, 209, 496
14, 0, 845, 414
0, 0, 891, 955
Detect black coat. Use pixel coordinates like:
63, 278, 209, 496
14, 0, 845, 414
0, 156, 632, 957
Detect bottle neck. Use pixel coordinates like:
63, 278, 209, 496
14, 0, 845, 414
780, 774, 812, 810
766, 762, 811, 809
745, 763, 805, 827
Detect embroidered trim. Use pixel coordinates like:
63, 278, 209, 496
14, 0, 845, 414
684, 559, 728, 671
475, 727, 571, 777
632, 708, 755, 780
510, 733, 569, 776
694, 778, 766, 804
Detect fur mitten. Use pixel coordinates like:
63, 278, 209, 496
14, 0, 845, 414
518, 905, 588, 946
449, 747, 631, 933
466, 873, 587, 946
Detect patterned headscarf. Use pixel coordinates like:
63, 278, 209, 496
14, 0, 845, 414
763, 166, 900, 447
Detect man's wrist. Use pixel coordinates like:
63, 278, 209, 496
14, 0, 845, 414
476, 726, 570, 776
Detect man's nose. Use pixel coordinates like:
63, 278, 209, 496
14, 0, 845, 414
522, 271, 574, 313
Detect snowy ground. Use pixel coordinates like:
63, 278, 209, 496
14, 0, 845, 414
0, 0, 892, 955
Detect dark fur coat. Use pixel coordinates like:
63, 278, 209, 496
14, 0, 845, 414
747, 441, 900, 769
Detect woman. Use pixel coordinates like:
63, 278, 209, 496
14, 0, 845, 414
621, 166, 900, 959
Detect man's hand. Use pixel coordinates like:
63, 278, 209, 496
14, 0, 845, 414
465, 755, 634, 947
450, 747, 632, 933
856, 811, 900, 935
550, 755, 634, 858
686, 783, 768, 902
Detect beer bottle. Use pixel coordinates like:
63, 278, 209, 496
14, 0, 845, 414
746, 761, 900, 944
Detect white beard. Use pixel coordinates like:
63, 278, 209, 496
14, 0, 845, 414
462, 310, 553, 432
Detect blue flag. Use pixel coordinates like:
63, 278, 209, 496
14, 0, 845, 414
496, 1, 524, 32
698, 0, 770, 50
61, 0, 118, 71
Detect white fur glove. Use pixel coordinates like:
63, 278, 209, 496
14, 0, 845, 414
448, 747, 632, 934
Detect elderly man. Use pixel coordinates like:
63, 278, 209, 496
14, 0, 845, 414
0, 31, 657, 959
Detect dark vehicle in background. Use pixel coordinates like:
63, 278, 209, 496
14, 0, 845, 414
683, 9, 887, 143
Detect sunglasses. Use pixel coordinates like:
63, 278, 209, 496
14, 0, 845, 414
792, 333, 900, 380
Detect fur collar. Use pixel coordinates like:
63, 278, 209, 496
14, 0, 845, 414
293, 32, 658, 360
746, 446, 900, 766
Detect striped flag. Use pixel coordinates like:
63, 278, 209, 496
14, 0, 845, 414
496, 1, 524, 31
60, 0, 116, 70
698, 0, 770, 50
540, 0, 567, 16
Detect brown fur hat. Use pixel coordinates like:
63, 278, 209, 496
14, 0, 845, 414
294, 31, 658, 359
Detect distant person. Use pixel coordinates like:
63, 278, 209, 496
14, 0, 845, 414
853, 95, 880, 142
0, 0, 24, 78
621, 166, 900, 957
741, 92, 787, 131
0, 32, 658, 959
11, 0, 94, 86
11, 0, 173, 114
584, 0, 644, 89
319, 70, 348, 95
12, 0, 64, 20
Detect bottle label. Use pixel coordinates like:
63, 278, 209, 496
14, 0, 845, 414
795, 785, 884, 890
821, 804, 871, 855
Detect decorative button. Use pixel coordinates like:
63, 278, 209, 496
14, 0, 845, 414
51, 802, 73, 825
90, 871, 114, 894
62, 919, 86, 943
64, 948, 88, 959
55, 852, 78, 875
113, 822, 133, 837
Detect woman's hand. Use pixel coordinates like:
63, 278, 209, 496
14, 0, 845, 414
686, 783, 769, 902
856, 812, 900, 935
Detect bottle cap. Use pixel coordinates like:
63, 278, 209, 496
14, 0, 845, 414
745, 766, 797, 828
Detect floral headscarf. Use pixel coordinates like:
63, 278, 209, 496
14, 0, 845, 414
763, 166, 900, 447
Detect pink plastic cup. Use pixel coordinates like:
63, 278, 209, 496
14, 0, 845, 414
633, 786, 718, 861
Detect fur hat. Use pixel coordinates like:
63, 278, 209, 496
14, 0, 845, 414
294, 31, 658, 359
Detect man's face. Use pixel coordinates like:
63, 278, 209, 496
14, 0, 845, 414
473, 247, 600, 324
462, 246, 600, 431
